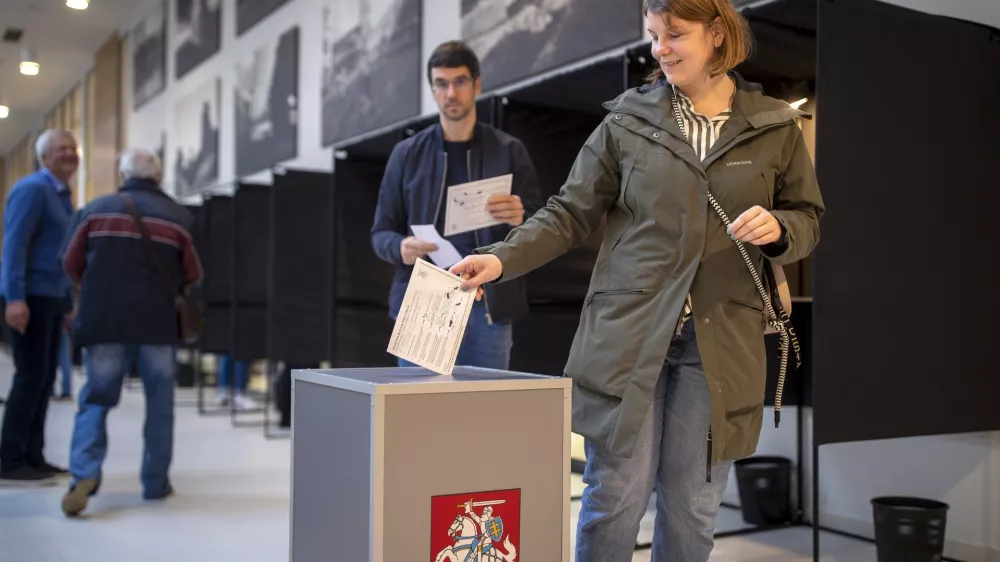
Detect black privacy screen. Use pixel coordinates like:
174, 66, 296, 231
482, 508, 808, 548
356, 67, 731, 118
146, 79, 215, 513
233, 183, 270, 361
200, 195, 234, 354
813, 0, 1000, 445
269, 170, 335, 364
334, 159, 395, 307
332, 158, 396, 367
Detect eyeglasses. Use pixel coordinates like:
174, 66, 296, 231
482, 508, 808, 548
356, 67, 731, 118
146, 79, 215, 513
432, 77, 474, 92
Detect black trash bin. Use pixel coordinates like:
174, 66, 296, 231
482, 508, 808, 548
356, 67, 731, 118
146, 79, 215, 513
733, 455, 792, 526
871, 496, 949, 562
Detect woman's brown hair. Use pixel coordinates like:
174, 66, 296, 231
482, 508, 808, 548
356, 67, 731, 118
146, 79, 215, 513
643, 0, 754, 81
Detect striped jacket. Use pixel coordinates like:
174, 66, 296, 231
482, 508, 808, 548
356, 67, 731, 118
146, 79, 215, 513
61, 178, 203, 346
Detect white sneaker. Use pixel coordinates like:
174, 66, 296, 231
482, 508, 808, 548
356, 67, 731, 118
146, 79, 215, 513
214, 393, 230, 408
233, 394, 260, 411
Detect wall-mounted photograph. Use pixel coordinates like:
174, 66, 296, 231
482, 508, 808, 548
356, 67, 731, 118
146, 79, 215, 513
175, 0, 222, 80
131, 0, 166, 110
462, 0, 641, 91
174, 78, 220, 197
236, 0, 292, 36
320, 0, 422, 147
235, 26, 299, 177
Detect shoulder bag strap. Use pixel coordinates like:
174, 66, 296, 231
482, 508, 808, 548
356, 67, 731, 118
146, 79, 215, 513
669, 90, 801, 427
121, 194, 183, 302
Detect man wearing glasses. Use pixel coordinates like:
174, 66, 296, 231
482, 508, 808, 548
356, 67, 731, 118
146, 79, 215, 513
371, 40, 543, 370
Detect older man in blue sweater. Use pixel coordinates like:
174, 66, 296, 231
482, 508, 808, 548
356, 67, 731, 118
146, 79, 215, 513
0, 130, 77, 485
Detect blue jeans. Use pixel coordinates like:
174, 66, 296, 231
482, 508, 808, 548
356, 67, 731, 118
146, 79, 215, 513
68, 344, 176, 499
217, 354, 249, 392
398, 301, 513, 370
575, 320, 732, 562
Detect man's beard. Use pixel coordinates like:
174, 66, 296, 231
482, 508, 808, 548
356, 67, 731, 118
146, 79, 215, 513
442, 103, 472, 122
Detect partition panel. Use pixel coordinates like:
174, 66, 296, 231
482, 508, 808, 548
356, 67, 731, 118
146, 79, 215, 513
202, 195, 234, 304
234, 183, 270, 304
333, 159, 394, 307
269, 170, 335, 364
814, 0, 1000, 445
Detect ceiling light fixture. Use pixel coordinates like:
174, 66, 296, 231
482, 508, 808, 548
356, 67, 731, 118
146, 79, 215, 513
66, 0, 89, 9
0, 104, 9, 119
19, 46, 39, 76
789, 97, 808, 110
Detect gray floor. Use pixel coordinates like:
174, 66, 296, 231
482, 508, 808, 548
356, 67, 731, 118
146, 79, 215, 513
0, 356, 880, 562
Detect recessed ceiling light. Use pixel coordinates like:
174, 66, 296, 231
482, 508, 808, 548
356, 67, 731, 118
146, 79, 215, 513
66, 0, 89, 9
0, 105, 9, 119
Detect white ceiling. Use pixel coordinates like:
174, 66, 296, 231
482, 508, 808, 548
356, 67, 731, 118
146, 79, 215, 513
0, 0, 155, 155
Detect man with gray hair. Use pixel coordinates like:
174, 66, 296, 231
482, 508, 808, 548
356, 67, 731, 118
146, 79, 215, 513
58, 147, 203, 516
0, 129, 78, 485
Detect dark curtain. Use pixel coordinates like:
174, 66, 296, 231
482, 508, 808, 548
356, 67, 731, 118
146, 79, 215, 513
813, 0, 1000, 445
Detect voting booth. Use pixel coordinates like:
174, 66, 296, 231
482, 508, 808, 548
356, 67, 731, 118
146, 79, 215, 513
290, 366, 572, 562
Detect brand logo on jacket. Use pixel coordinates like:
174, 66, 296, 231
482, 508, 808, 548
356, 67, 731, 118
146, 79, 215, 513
726, 160, 753, 167
431, 489, 520, 561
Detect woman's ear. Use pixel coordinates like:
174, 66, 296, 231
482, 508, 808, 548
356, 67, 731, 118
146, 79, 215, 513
711, 16, 725, 48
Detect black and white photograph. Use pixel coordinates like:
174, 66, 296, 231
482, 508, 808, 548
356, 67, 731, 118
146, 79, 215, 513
320, 0, 422, 147
131, 0, 166, 110
174, 78, 220, 197
236, 0, 292, 36
175, 0, 222, 80
235, 26, 299, 177
462, 0, 641, 91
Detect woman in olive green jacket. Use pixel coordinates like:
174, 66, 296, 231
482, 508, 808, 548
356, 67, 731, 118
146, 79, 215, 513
452, 0, 824, 559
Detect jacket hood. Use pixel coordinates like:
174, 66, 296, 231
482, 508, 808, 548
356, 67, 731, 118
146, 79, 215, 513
603, 72, 811, 131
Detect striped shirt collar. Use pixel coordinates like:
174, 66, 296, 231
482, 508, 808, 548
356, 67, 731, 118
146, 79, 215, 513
671, 84, 733, 162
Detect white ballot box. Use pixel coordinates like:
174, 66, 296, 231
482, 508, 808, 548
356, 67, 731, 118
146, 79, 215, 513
290, 366, 573, 562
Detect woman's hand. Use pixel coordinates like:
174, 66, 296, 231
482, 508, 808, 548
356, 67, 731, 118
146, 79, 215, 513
727, 206, 783, 245
449, 254, 503, 301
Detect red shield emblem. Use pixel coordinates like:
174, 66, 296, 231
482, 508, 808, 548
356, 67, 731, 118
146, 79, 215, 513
430, 488, 521, 561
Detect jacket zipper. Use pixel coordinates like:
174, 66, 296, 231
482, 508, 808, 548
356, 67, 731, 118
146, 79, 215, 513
706, 425, 713, 483
467, 148, 494, 325
431, 151, 447, 227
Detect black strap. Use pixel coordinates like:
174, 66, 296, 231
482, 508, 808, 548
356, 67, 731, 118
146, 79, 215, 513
121, 194, 182, 303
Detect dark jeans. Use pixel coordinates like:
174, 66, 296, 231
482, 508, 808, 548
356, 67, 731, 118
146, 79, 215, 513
0, 296, 67, 471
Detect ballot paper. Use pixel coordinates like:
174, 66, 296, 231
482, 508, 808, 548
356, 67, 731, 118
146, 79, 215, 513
444, 174, 513, 236
409, 224, 463, 269
387, 258, 475, 375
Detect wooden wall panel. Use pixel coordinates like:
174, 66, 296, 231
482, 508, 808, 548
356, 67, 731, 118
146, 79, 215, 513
86, 35, 122, 202
7, 134, 37, 182
0, 157, 6, 239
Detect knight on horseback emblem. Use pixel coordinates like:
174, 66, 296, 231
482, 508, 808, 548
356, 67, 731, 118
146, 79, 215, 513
433, 497, 518, 562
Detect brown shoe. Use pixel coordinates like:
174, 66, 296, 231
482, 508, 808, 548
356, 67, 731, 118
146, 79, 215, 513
61, 478, 97, 517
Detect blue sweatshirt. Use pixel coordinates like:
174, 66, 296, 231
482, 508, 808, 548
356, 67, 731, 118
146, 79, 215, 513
1, 170, 74, 305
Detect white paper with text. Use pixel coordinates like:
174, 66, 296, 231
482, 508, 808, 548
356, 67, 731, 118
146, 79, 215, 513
387, 258, 475, 375
443, 174, 513, 236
